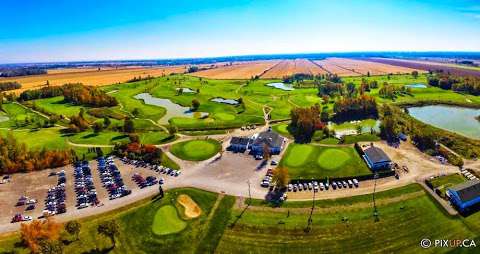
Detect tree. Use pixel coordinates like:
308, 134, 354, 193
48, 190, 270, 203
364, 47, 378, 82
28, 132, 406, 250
263, 143, 271, 161
191, 99, 200, 111
65, 220, 81, 241
103, 117, 111, 128
412, 70, 419, 79
132, 108, 140, 117
123, 118, 135, 133
38, 239, 63, 254
97, 220, 120, 248
167, 125, 178, 136
0, 93, 3, 111
93, 122, 103, 134
20, 218, 61, 253
272, 167, 290, 189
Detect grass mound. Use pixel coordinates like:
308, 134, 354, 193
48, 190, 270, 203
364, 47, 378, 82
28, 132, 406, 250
317, 148, 350, 170
177, 194, 202, 219
152, 205, 187, 235
170, 139, 221, 161
214, 113, 235, 121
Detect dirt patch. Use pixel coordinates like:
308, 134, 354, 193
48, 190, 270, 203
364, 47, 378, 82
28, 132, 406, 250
177, 194, 202, 219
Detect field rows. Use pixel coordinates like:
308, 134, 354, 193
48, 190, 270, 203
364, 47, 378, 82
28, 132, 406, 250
191, 60, 280, 79
0, 66, 187, 93
192, 58, 423, 79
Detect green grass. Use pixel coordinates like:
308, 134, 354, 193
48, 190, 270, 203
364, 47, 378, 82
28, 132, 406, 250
217, 184, 480, 254
272, 123, 292, 137
151, 205, 187, 235
170, 139, 221, 161
0, 188, 219, 254
343, 133, 381, 144
280, 144, 371, 179
317, 137, 340, 145
1, 185, 480, 254
429, 173, 467, 198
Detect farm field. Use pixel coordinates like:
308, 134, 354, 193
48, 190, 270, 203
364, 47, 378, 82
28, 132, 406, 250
170, 139, 221, 161
191, 60, 280, 79
2, 185, 479, 253
0, 66, 187, 93
365, 58, 480, 77
325, 57, 423, 75
280, 144, 371, 179
261, 59, 326, 78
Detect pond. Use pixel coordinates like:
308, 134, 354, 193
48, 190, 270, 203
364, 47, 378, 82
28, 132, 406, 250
177, 87, 197, 93
405, 83, 427, 89
408, 105, 480, 139
210, 97, 239, 105
134, 93, 208, 124
266, 82, 295, 91
328, 119, 380, 137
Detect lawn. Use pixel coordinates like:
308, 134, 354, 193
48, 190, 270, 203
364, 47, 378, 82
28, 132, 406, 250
151, 205, 187, 235
280, 144, 371, 179
0, 188, 221, 254
218, 183, 480, 254
429, 173, 467, 198
170, 139, 221, 161
1, 185, 480, 254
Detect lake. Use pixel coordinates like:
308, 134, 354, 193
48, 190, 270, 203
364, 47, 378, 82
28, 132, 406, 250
405, 83, 427, 88
408, 105, 480, 139
210, 97, 239, 105
328, 119, 380, 137
266, 82, 295, 91
177, 87, 196, 93
134, 93, 208, 124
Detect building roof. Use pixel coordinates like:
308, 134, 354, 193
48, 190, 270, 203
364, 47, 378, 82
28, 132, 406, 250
230, 137, 251, 146
364, 146, 391, 164
252, 131, 283, 148
450, 179, 480, 203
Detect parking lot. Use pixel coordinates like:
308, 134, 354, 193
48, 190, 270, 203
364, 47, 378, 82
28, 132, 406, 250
0, 157, 179, 231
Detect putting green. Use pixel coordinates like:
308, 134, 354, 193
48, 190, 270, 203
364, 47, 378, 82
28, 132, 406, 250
170, 139, 221, 161
152, 205, 187, 235
317, 149, 350, 170
214, 113, 235, 121
283, 144, 314, 167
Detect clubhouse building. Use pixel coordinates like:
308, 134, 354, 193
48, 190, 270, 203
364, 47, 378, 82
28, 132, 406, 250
447, 179, 480, 212
362, 145, 392, 170
229, 130, 285, 155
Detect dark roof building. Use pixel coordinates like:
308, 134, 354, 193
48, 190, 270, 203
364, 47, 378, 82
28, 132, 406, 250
228, 137, 251, 152
362, 146, 391, 170
250, 130, 284, 155
447, 179, 480, 212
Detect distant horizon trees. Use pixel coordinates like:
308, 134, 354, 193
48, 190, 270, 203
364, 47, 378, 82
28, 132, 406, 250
0, 81, 21, 92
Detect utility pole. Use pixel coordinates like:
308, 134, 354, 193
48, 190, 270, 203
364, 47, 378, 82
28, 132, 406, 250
373, 172, 379, 222
305, 187, 316, 233
247, 180, 252, 205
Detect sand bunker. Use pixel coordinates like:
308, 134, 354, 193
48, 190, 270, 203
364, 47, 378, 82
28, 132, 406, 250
177, 194, 202, 219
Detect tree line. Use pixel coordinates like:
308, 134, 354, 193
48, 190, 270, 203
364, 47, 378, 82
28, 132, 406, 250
332, 95, 378, 121
428, 73, 480, 96
19, 83, 118, 107
113, 137, 164, 165
0, 81, 21, 92
0, 132, 72, 174
0, 67, 46, 77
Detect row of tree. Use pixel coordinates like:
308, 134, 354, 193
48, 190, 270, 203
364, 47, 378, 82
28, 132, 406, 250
0, 81, 21, 92
332, 95, 378, 121
113, 138, 164, 165
428, 73, 480, 96
19, 83, 118, 107
0, 132, 73, 174
0, 67, 46, 77
20, 218, 120, 253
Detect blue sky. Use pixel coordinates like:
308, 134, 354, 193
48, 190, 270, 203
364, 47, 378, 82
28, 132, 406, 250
1, 0, 479, 63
